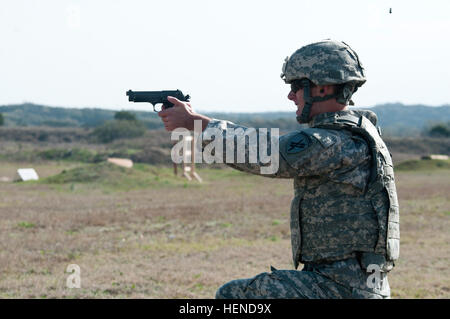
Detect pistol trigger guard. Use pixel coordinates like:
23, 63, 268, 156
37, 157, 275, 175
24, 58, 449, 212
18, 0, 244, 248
150, 102, 158, 113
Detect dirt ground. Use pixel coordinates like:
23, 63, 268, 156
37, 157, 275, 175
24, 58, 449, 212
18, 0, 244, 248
0, 161, 448, 298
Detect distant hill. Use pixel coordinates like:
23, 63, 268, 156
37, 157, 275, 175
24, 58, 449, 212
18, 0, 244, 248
0, 102, 449, 137
358, 103, 450, 136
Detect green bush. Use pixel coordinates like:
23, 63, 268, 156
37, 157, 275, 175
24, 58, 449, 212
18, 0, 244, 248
92, 120, 146, 143
0, 113, 4, 126
114, 111, 137, 122
395, 159, 450, 171
427, 123, 450, 138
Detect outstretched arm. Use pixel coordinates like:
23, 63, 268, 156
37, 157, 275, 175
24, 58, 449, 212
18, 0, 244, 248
158, 96, 299, 178
158, 96, 364, 179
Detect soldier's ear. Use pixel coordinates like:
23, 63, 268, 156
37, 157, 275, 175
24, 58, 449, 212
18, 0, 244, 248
321, 85, 335, 95
313, 85, 332, 97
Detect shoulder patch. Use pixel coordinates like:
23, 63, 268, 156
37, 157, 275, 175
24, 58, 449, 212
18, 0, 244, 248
286, 132, 311, 154
302, 128, 338, 148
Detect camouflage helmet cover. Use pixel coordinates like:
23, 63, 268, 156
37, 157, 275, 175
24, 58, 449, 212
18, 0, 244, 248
281, 40, 366, 88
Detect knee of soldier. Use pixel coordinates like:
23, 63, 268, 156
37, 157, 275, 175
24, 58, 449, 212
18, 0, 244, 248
215, 285, 227, 299
215, 279, 246, 299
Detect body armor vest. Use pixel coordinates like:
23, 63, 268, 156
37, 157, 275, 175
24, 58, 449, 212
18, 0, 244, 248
282, 110, 400, 270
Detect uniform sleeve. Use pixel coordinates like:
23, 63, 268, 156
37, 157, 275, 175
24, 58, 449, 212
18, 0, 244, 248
201, 119, 370, 179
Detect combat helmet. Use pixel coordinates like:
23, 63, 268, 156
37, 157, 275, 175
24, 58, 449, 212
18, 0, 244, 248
281, 40, 366, 123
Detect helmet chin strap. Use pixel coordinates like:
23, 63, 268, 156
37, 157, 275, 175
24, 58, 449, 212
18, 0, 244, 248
297, 79, 337, 124
297, 79, 313, 124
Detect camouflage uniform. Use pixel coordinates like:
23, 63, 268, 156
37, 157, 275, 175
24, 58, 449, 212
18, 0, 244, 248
202, 40, 399, 299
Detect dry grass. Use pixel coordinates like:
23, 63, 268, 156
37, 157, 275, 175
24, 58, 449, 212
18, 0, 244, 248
0, 161, 448, 299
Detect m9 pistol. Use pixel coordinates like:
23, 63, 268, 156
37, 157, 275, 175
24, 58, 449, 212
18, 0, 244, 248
126, 90, 190, 112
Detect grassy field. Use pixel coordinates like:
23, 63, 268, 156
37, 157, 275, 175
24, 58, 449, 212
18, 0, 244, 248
0, 160, 449, 298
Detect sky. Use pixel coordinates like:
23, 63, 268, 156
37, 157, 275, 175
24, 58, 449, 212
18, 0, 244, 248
1, 0, 450, 112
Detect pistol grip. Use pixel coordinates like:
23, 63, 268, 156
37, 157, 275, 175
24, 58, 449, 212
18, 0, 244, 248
162, 102, 174, 109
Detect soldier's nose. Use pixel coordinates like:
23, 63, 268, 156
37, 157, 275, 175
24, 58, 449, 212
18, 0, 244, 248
288, 91, 296, 101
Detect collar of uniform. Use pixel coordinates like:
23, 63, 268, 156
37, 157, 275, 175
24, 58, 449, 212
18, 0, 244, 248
308, 110, 356, 128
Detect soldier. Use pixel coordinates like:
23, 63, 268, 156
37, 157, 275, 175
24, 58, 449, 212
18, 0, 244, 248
158, 40, 399, 299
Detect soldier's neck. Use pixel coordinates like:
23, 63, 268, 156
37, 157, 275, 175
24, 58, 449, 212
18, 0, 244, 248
308, 103, 350, 127
309, 100, 348, 118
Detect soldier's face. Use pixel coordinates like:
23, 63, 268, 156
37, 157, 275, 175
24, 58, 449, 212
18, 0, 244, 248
288, 89, 305, 116
288, 85, 332, 116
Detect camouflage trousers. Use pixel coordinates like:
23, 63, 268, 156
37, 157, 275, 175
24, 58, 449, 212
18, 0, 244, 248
215, 257, 391, 299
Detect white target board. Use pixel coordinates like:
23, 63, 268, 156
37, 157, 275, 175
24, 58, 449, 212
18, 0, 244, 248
17, 168, 39, 181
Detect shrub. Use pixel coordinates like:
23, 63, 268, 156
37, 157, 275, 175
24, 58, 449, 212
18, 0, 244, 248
92, 120, 146, 143
114, 111, 137, 122
427, 123, 450, 138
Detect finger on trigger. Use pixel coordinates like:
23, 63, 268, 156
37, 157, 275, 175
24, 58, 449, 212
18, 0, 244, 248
167, 96, 182, 105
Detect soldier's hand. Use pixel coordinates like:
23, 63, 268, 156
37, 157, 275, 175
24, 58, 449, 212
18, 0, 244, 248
158, 96, 196, 131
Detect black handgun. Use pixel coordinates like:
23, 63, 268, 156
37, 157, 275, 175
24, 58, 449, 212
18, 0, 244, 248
126, 90, 190, 112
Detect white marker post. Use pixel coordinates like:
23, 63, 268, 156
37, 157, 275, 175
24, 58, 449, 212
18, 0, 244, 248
173, 135, 202, 182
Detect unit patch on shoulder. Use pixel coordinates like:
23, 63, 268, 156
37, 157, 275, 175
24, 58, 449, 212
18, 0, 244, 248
286, 132, 311, 154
